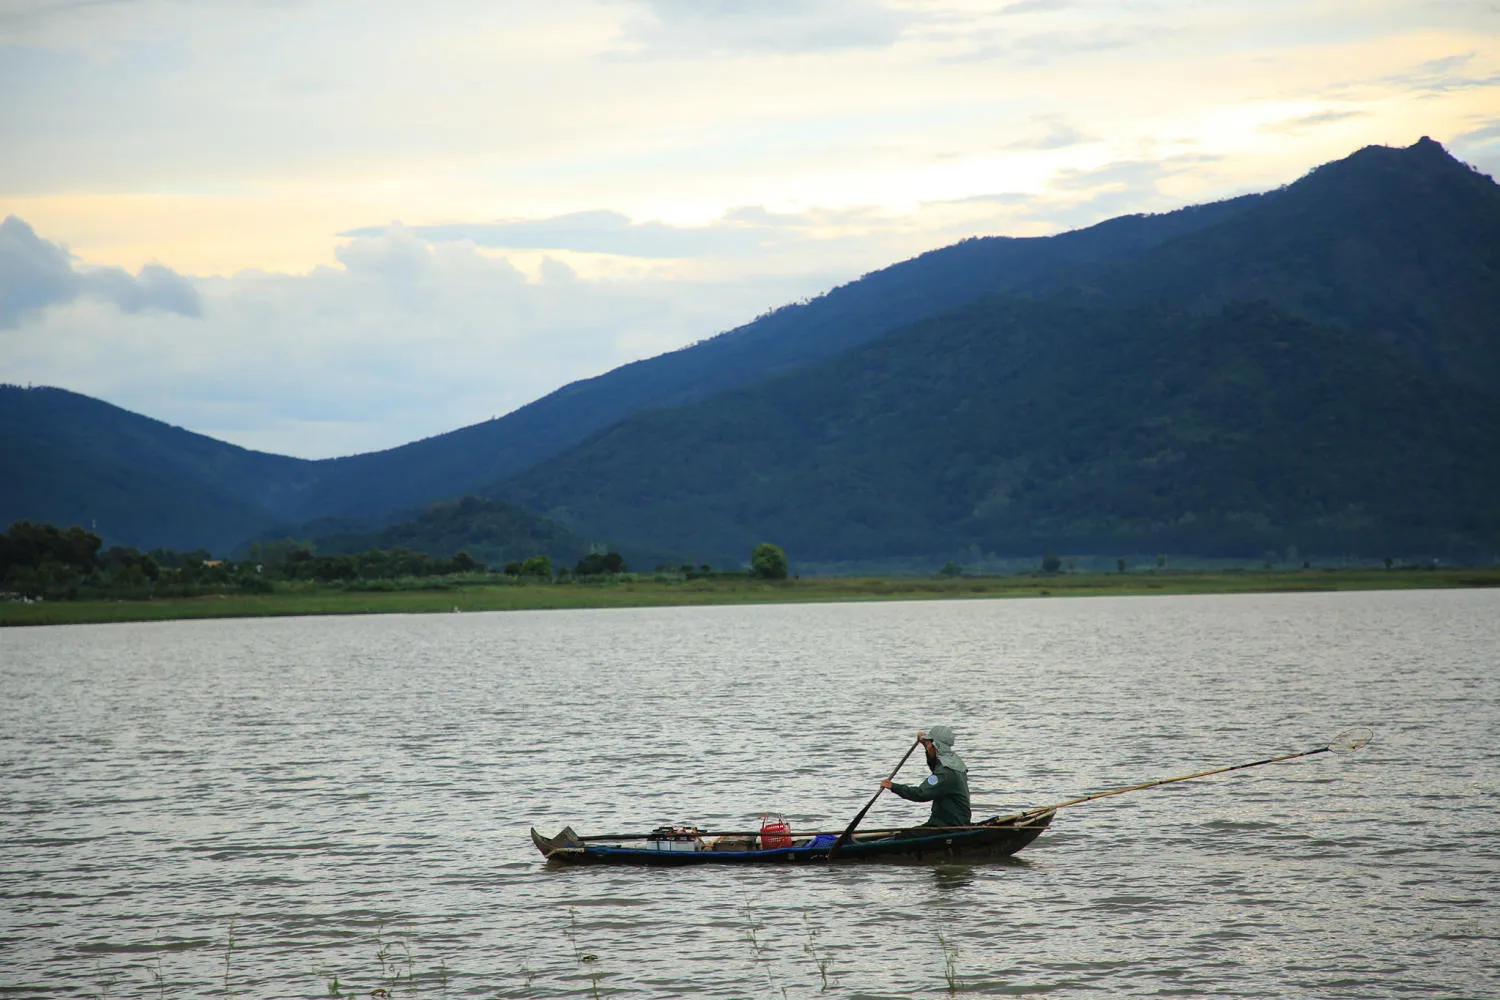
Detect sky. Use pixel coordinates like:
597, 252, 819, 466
2, 0, 1497, 459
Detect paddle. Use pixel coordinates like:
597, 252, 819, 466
828, 735, 923, 858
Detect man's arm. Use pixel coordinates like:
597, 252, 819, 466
887, 773, 944, 802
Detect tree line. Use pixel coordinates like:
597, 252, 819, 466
1, 520, 269, 600
1, 521, 496, 600
3, 520, 792, 601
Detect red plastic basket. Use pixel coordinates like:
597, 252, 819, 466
759, 813, 792, 849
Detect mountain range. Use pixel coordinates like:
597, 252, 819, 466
4, 137, 1497, 564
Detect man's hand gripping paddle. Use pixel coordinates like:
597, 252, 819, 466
829, 735, 922, 859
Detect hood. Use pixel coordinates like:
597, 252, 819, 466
927, 725, 967, 775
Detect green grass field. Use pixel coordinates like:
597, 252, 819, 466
3, 567, 1497, 627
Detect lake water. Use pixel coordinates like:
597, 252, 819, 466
2, 589, 1497, 999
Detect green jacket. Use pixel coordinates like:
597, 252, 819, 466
890, 765, 971, 828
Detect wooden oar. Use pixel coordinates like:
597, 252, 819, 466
828, 736, 922, 858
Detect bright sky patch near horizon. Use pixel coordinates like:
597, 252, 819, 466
2, 0, 1498, 459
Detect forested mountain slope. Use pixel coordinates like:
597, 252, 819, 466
1037, 137, 1500, 391
0, 385, 317, 552
307, 495, 587, 568
494, 298, 1500, 561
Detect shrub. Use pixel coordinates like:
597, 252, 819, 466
751, 543, 788, 580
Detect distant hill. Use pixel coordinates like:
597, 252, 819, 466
306, 495, 587, 568
0, 385, 317, 552
494, 298, 1500, 560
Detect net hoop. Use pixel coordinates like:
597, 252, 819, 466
1328, 727, 1373, 754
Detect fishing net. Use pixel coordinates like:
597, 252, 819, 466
1328, 727, 1373, 754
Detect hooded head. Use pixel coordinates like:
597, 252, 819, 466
925, 725, 967, 775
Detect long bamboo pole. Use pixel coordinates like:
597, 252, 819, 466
990, 744, 1338, 825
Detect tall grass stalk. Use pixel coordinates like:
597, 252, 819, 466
737, 900, 789, 999
91, 960, 119, 999
938, 930, 960, 994
221, 918, 237, 998
801, 911, 834, 992
141, 954, 166, 999
564, 908, 604, 999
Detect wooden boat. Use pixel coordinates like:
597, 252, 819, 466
533, 728, 1375, 867
530, 810, 1054, 865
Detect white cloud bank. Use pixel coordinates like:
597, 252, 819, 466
1, 219, 838, 458
0, 216, 199, 328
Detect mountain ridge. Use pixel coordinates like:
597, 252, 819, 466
493, 296, 1500, 560
5, 138, 1495, 561
1032, 136, 1500, 391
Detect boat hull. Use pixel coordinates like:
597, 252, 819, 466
531, 811, 1054, 866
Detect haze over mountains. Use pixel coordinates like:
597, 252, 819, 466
4, 138, 1498, 566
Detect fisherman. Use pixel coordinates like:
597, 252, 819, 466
879, 726, 971, 828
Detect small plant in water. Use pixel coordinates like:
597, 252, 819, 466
801, 911, 834, 992
736, 900, 788, 998
373, 922, 417, 989
91, 960, 120, 999
141, 954, 167, 999
737, 900, 767, 957
375, 923, 392, 979
311, 965, 341, 996
938, 930, 960, 994
222, 917, 237, 997
564, 909, 604, 999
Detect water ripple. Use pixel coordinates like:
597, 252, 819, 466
1, 590, 1497, 998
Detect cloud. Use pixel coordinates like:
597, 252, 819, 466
928, 192, 1031, 207
1050, 158, 1177, 192
1378, 51, 1500, 95
1450, 118, 1500, 178
341, 211, 778, 259
998, 0, 1074, 14
944, 21, 1163, 65
0, 215, 200, 328
1032, 154, 1225, 228
1, 218, 840, 458
0, 216, 75, 326
1000, 114, 1092, 151
339, 203, 918, 261
618, 0, 918, 55
1260, 109, 1369, 135
1453, 119, 1500, 145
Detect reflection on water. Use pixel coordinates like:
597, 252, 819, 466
1, 589, 1497, 998
931, 864, 979, 890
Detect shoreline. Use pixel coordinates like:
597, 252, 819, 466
3, 567, 1497, 627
